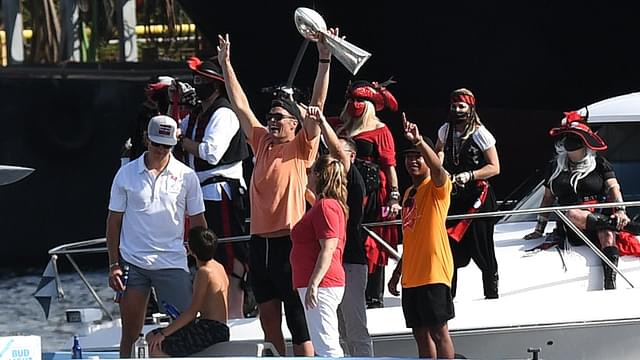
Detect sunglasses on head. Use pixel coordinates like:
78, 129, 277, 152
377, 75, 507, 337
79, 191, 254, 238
266, 113, 296, 122
403, 187, 417, 208
150, 141, 172, 149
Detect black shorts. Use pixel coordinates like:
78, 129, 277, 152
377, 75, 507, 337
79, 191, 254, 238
161, 318, 229, 357
248, 235, 310, 344
402, 283, 455, 328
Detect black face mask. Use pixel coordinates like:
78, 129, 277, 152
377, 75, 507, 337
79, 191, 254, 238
564, 134, 585, 151
195, 84, 216, 101
451, 110, 469, 124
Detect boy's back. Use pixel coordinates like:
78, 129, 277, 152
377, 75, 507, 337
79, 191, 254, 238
146, 227, 232, 357
197, 259, 229, 324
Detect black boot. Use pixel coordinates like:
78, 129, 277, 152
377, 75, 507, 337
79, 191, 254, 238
483, 272, 499, 299
587, 213, 640, 234
601, 246, 619, 290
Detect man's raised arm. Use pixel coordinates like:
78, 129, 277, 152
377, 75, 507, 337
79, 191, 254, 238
217, 34, 262, 140
403, 113, 448, 187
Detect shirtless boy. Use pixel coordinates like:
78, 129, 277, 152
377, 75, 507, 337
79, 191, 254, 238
146, 226, 230, 357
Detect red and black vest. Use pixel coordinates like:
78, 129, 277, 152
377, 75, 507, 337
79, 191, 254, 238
185, 97, 249, 172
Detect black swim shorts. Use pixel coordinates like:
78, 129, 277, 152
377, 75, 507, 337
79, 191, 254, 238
161, 318, 230, 357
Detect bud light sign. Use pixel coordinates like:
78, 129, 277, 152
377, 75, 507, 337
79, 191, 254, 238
0, 336, 41, 360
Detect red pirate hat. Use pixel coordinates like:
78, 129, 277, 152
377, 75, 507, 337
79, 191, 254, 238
187, 57, 225, 82
346, 78, 399, 112
549, 110, 608, 151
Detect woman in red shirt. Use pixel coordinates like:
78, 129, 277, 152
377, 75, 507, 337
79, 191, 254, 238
291, 154, 348, 357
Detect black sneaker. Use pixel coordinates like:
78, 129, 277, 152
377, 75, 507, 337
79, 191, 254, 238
366, 299, 384, 309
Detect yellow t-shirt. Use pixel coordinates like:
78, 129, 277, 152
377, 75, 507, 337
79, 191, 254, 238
400, 176, 453, 288
248, 127, 319, 235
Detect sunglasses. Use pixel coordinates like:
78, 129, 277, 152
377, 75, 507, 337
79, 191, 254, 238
266, 113, 296, 122
403, 187, 417, 208
150, 141, 172, 149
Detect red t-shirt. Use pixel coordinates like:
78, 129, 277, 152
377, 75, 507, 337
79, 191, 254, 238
290, 198, 346, 288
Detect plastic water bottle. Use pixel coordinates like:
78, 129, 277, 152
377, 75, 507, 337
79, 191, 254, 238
132, 333, 149, 358
71, 335, 82, 359
114, 265, 130, 303
161, 300, 181, 320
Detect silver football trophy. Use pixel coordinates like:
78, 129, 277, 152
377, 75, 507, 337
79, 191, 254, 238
294, 7, 372, 75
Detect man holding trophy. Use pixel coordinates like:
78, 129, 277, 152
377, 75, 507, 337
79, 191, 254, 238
216, 24, 338, 355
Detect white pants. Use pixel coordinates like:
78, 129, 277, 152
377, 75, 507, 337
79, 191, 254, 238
298, 286, 345, 357
338, 263, 373, 356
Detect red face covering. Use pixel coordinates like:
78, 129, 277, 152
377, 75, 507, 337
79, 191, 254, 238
346, 99, 366, 118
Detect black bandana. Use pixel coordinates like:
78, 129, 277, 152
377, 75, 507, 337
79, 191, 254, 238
271, 98, 302, 122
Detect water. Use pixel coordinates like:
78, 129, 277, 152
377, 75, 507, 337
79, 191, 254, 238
0, 269, 119, 352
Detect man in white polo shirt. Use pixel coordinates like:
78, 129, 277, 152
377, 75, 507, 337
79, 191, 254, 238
106, 115, 207, 357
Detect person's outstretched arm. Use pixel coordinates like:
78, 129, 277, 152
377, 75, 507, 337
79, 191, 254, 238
217, 34, 262, 140
402, 113, 448, 187
303, 29, 340, 140
308, 28, 337, 111
307, 106, 351, 172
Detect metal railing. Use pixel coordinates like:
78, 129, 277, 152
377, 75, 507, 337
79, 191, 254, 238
46, 200, 640, 319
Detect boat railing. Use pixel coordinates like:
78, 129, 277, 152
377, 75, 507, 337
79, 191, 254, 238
46, 200, 640, 320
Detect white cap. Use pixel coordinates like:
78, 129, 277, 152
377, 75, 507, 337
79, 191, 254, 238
147, 115, 178, 146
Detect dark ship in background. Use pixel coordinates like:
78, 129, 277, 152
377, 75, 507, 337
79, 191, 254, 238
1, 0, 639, 267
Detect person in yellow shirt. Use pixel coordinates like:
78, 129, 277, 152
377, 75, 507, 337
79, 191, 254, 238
388, 113, 455, 359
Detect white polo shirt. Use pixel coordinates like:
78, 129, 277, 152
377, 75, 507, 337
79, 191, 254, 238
108, 153, 205, 271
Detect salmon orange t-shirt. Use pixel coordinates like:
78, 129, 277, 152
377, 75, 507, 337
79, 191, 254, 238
248, 126, 319, 235
400, 176, 453, 288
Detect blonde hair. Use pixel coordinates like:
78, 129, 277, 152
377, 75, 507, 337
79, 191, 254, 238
313, 155, 349, 220
548, 138, 597, 195
337, 100, 381, 136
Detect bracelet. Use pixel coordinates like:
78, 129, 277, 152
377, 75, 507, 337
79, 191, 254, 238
614, 206, 626, 213
390, 191, 401, 201
319, 58, 331, 63
468, 170, 475, 181
109, 262, 120, 270
412, 136, 423, 146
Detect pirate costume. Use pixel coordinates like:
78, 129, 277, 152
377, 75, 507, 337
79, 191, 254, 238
329, 80, 399, 308
438, 88, 499, 299
181, 57, 251, 297
540, 112, 639, 289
